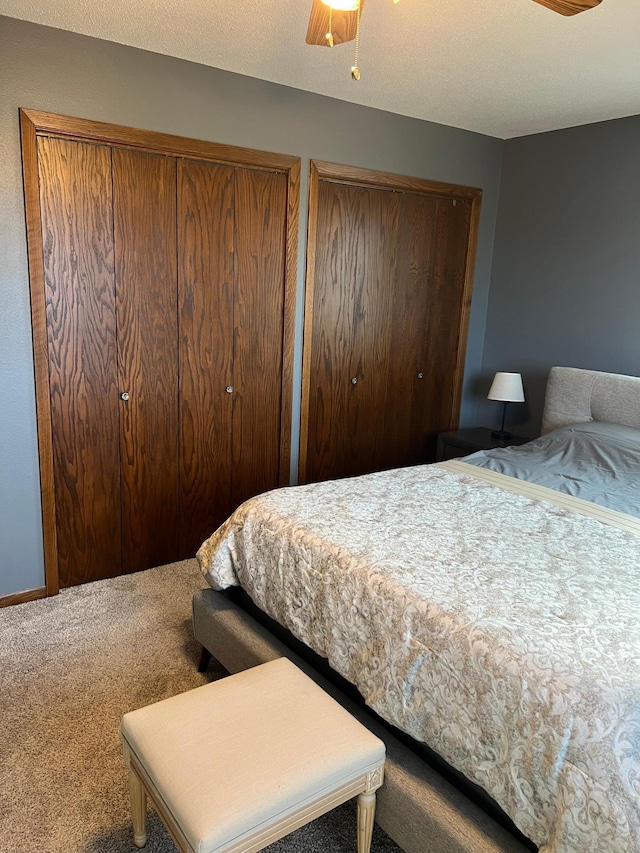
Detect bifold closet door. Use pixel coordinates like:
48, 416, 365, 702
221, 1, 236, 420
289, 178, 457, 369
38, 137, 122, 587
177, 162, 288, 556
417, 195, 472, 458
379, 193, 473, 470
231, 169, 288, 508
26, 109, 298, 591
377, 191, 438, 471
112, 148, 180, 573
178, 159, 234, 556
304, 175, 474, 483
306, 181, 401, 482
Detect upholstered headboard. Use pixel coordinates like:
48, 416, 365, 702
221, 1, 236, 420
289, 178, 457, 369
542, 367, 640, 434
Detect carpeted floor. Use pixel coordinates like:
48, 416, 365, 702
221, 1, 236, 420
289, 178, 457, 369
0, 560, 401, 853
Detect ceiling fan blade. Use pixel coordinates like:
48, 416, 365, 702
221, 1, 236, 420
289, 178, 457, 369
306, 0, 365, 47
530, 0, 603, 15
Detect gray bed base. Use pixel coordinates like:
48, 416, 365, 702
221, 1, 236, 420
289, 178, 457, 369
192, 588, 531, 853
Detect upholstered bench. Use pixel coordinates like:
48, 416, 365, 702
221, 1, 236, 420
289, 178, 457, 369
120, 658, 386, 853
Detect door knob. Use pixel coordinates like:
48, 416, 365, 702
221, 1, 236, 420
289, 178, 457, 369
351, 377, 358, 385
120, 392, 130, 401
417, 372, 423, 379
225, 386, 233, 394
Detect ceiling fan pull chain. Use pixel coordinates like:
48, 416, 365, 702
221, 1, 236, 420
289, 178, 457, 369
326, 6, 334, 47
351, 0, 361, 79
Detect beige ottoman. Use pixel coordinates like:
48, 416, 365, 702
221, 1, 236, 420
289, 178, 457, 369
120, 658, 386, 853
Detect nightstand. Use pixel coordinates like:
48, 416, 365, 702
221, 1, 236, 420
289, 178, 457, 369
436, 427, 532, 462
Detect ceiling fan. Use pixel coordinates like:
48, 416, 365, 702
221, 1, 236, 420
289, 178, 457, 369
306, 0, 604, 79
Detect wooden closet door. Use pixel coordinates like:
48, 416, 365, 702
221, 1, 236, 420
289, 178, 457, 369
177, 159, 235, 557
24, 110, 300, 594
112, 149, 180, 572
380, 192, 439, 470
304, 166, 478, 483
37, 137, 122, 587
305, 181, 400, 483
419, 197, 472, 458
231, 168, 288, 508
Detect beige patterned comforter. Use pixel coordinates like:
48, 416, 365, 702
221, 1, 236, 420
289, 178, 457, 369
198, 461, 640, 852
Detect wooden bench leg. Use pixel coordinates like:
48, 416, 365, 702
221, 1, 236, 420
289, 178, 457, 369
129, 766, 147, 848
357, 791, 376, 853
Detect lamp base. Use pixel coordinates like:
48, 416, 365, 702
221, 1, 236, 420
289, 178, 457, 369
491, 429, 512, 440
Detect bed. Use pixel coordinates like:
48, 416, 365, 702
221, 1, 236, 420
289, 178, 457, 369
193, 367, 640, 853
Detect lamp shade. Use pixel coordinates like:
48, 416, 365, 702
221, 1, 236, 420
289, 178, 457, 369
487, 372, 525, 403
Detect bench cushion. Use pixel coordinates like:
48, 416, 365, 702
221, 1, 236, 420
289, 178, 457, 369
121, 658, 385, 853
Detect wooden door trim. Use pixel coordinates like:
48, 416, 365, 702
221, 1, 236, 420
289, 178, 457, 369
311, 160, 483, 201
20, 110, 60, 597
20, 109, 300, 597
0, 586, 47, 608
298, 162, 322, 484
299, 160, 482, 483
21, 110, 299, 172
279, 160, 301, 485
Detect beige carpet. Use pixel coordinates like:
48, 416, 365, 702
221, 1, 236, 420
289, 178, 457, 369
0, 560, 400, 853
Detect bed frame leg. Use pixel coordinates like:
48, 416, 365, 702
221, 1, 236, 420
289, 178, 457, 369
197, 646, 212, 673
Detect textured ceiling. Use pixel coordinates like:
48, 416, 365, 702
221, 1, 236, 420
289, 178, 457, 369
2, 0, 639, 138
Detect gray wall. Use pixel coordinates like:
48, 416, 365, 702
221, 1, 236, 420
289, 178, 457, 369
481, 114, 640, 436
0, 16, 503, 596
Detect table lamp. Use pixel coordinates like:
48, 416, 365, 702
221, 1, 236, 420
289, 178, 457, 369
487, 372, 525, 439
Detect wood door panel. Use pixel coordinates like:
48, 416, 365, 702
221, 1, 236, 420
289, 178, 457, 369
306, 181, 362, 482
38, 137, 121, 587
356, 186, 399, 475
382, 192, 439, 469
306, 181, 400, 482
231, 168, 287, 508
178, 159, 235, 556
113, 148, 179, 572
421, 198, 472, 457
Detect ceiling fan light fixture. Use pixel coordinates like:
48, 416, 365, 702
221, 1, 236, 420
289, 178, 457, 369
320, 0, 359, 11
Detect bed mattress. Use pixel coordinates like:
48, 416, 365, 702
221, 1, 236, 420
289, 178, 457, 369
198, 461, 640, 853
